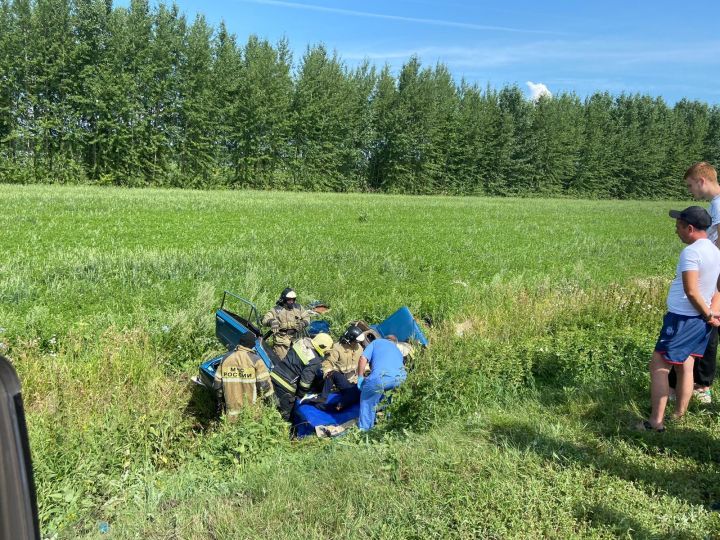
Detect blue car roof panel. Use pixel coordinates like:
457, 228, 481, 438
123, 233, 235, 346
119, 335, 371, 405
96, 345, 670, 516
371, 306, 428, 346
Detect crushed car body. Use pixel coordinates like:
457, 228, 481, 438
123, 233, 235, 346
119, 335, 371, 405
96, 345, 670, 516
194, 290, 428, 436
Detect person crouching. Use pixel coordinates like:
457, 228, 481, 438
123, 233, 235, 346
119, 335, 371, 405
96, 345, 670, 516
269, 333, 333, 421
317, 324, 366, 411
357, 335, 407, 431
213, 331, 275, 421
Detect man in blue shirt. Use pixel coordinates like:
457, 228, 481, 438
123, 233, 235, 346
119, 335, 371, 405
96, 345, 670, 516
356, 335, 407, 430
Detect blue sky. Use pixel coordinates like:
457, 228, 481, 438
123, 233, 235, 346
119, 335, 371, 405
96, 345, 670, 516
117, 0, 720, 104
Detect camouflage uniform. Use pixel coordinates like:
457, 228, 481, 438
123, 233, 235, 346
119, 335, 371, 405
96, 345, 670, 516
322, 342, 363, 384
262, 304, 310, 360
213, 345, 274, 421
269, 337, 323, 420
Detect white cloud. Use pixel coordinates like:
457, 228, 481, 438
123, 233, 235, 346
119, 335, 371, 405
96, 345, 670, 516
526, 81, 552, 101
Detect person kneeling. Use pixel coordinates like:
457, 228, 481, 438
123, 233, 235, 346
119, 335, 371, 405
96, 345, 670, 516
357, 335, 406, 431
318, 324, 365, 411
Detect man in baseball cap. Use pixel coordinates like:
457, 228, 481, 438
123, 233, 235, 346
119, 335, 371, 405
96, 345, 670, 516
668, 206, 712, 230
639, 206, 720, 432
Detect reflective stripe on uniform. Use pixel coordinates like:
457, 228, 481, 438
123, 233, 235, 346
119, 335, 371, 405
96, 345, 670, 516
222, 377, 257, 383
292, 341, 314, 365
299, 380, 311, 389
270, 371, 296, 392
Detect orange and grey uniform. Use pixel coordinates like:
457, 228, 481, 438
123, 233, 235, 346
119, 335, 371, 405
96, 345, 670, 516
262, 304, 310, 360
213, 345, 274, 420
322, 342, 363, 384
269, 338, 323, 420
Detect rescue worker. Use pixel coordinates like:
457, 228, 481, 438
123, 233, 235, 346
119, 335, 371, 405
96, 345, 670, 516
269, 332, 333, 421
317, 324, 365, 411
262, 288, 310, 360
212, 331, 274, 421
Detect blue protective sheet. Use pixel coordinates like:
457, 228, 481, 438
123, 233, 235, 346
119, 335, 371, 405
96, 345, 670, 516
292, 393, 360, 438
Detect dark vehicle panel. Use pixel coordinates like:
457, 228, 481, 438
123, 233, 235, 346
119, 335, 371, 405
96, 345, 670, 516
0, 356, 40, 540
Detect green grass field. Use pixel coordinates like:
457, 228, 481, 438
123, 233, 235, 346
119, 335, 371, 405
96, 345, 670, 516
3, 184, 720, 538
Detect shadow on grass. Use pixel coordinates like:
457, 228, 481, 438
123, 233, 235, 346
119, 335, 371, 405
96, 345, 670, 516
574, 503, 658, 539
532, 379, 720, 466
183, 381, 220, 431
487, 416, 720, 508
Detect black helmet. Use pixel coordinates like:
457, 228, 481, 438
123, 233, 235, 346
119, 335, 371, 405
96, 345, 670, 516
341, 324, 365, 344
237, 331, 256, 349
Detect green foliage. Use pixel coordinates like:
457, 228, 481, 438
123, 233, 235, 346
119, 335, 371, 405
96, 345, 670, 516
233, 35, 294, 188
177, 15, 215, 184
5, 186, 720, 537
292, 44, 370, 191
198, 407, 290, 467
1, 0, 718, 196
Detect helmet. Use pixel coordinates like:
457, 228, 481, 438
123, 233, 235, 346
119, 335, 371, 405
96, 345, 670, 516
281, 288, 297, 300
341, 324, 365, 344
237, 331, 256, 349
311, 333, 333, 356
279, 287, 297, 307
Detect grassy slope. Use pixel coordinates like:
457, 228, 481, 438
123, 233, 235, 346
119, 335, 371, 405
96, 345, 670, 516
2, 185, 720, 538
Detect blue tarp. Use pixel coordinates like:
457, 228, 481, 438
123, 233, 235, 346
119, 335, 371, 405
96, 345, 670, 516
292, 394, 360, 438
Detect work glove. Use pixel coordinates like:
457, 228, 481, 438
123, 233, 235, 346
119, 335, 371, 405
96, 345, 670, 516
357, 375, 364, 390
270, 319, 280, 332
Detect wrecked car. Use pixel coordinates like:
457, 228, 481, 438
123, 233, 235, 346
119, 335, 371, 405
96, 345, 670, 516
193, 290, 428, 437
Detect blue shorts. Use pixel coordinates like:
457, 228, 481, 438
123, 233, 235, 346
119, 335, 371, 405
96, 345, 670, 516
654, 312, 711, 364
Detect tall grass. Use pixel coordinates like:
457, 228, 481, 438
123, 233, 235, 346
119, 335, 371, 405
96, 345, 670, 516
3, 185, 719, 538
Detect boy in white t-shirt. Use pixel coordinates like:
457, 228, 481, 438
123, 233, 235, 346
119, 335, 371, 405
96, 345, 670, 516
640, 206, 720, 432
669, 162, 720, 403
684, 162, 720, 244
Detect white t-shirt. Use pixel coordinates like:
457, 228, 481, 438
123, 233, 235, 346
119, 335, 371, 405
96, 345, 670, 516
667, 238, 720, 315
708, 195, 720, 244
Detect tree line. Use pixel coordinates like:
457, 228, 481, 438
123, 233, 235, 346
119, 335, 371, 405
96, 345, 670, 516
1, 0, 719, 198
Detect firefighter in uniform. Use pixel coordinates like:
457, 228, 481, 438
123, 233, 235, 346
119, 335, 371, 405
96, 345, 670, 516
269, 332, 333, 421
212, 331, 274, 421
318, 324, 365, 410
262, 288, 310, 360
